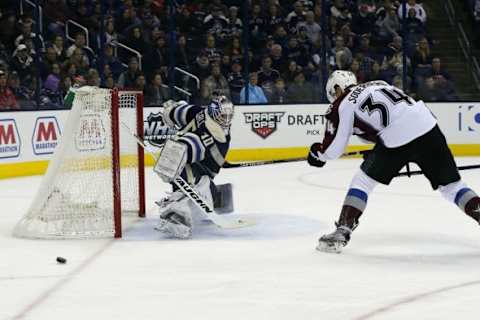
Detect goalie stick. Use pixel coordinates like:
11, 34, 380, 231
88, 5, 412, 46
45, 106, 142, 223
121, 121, 255, 229
223, 149, 372, 168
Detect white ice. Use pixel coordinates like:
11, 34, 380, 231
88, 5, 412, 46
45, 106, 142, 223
1, 158, 480, 320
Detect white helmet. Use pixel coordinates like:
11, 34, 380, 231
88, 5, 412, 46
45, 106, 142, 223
325, 70, 358, 103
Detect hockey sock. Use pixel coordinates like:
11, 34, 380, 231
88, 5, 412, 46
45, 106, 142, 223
338, 170, 378, 230
455, 189, 480, 221
339, 189, 368, 230
440, 181, 480, 222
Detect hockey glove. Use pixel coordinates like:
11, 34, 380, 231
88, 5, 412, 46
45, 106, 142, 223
307, 143, 326, 168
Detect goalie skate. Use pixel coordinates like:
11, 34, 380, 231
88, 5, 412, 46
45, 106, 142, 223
155, 212, 192, 239
316, 225, 352, 253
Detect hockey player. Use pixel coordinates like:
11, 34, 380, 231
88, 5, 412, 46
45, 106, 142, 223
308, 70, 480, 253
154, 95, 234, 239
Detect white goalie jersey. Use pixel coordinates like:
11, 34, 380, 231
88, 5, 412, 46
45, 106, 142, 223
318, 81, 437, 161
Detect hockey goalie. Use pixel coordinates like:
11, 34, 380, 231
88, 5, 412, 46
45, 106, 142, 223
153, 95, 235, 239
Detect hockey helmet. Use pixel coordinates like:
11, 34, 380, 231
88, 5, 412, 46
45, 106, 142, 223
325, 70, 358, 103
207, 95, 234, 128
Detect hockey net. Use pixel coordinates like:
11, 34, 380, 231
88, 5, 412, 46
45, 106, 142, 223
13, 86, 145, 239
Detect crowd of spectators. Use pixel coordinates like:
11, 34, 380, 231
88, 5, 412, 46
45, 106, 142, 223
0, 0, 460, 110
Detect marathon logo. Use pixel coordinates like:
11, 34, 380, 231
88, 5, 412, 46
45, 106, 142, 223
0, 119, 21, 158
32, 117, 61, 155
75, 114, 106, 151
244, 112, 285, 139
144, 111, 177, 148
458, 105, 480, 132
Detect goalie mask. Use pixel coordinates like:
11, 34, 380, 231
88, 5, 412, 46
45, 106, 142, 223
207, 96, 234, 128
325, 70, 358, 103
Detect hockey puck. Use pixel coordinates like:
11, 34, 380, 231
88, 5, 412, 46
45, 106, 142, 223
56, 257, 67, 264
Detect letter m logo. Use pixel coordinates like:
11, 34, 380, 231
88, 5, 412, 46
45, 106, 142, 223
0, 119, 21, 158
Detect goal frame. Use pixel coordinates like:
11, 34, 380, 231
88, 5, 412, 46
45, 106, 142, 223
112, 89, 145, 237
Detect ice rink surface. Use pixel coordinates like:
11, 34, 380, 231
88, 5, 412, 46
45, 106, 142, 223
2, 157, 480, 320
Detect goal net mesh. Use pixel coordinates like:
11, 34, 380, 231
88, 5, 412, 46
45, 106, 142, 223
13, 86, 142, 239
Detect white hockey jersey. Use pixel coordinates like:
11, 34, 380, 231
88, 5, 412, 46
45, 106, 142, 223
318, 81, 437, 162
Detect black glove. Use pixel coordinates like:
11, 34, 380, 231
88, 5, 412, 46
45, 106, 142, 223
307, 143, 326, 168
361, 149, 372, 160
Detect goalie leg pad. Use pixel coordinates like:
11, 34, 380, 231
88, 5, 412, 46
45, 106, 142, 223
214, 183, 234, 214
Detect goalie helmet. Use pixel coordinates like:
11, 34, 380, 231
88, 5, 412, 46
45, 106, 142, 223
207, 95, 234, 128
325, 70, 358, 103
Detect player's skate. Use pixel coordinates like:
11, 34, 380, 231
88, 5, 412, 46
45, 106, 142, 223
316, 225, 352, 253
155, 191, 193, 239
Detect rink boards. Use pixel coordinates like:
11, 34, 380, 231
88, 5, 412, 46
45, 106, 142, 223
1, 102, 479, 179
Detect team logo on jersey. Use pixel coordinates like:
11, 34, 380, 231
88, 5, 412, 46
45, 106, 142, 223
75, 114, 106, 151
458, 105, 480, 132
0, 119, 21, 159
32, 117, 61, 155
243, 112, 285, 139
144, 111, 177, 148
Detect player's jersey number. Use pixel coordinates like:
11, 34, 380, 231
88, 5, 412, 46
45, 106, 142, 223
358, 88, 413, 128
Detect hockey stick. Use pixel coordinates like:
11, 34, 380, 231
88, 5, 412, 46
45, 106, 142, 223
223, 149, 371, 168
120, 121, 254, 229
396, 164, 480, 177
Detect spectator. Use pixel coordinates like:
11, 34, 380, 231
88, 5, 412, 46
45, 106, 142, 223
125, 26, 149, 56
104, 43, 124, 80
330, 0, 352, 25
40, 73, 63, 108
145, 36, 168, 73
297, 11, 321, 42
66, 33, 89, 61
354, 52, 374, 80
224, 36, 243, 62
201, 33, 223, 65
412, 37, 433, 78
220, 55, 231, 76
339, 24, 356, 50
201, 64, 230, 104
397, 0, 427, 24
404, 8, 425, 46
268, 78, 288, 104
44, 0, 67, 35
270, 44, 287, 73
349, 58, 366, 83
239, 72, 268, 104
257, 56, 281, 97
284, 36, 308, 67
351, 3, 376, 36
0, 11, 17, 52
14, 21, 45, 53
191, 52, 211, 82
203, 5, 229, 40
39, 46, 59, 80
0, 70, 19, 110
384, 35, 403, 59
355, 34, 376, 60
176, 34, 191, 70
227, 59, 246, 104
283, 60, 301, 84
331, 35, 353, 70
11, 44, 34, 82
145, 73, 169, 106
225, 6, 243, 38
376, 5, 400, 43
86, 68, 101, 87
417, 76, 455, 101
249, 3, 266, 45
273, 25, 289, 48
117, 57, 141, 88
52, 35, 66, 61
285, 1, 306, 34
63, 47, 90, 76
286, 71, 315, 103
425, 57, 452, 82
134, 73, 147, 93
265, 4, 284, 35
